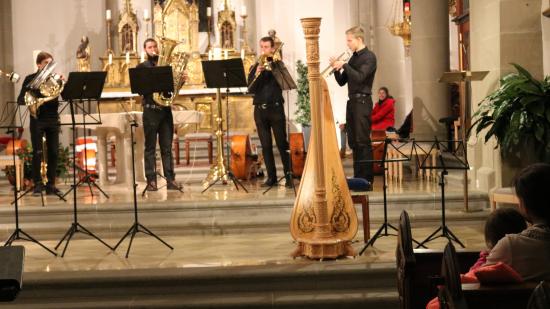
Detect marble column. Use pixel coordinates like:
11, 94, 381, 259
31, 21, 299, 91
469, 0, 543, 190
410, 0, 450, 139
0, 0, 15, 124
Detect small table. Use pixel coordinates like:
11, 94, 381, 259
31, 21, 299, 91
491, 187, 520, 211
0, 155, 24, 190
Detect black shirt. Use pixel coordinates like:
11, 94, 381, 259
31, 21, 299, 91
17, 72, 59, 120
334, 47, 377, 96
247, 63, 284, 105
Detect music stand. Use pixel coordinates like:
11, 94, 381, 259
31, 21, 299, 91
413, 138, 469, 248
1, 102, 56, 256
55, 71, 113, 257
201, 59, 248, 193
60, 72, 110, 199
358, 138, 423, 255
113, 66, 173, 258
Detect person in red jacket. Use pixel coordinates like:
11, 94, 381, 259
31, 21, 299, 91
372, 87, 395, 131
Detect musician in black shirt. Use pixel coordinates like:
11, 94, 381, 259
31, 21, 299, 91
138, 38, 184, 191
331, 26, 377, 188
248, 37, 295, 188
17, 51, 63, 196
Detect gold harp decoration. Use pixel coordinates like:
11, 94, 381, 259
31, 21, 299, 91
290, 18, 358, 259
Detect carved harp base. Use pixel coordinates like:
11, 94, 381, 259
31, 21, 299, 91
291, 239, 356, 260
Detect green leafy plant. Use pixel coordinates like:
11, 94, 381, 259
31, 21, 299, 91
294, 60, 311, 126
3, 144, 72, 184
470, 63, 550, 163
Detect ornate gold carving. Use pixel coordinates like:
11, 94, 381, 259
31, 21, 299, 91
118, 0, 139, 54
217, 0, 237, 50
330, 169, 350, 233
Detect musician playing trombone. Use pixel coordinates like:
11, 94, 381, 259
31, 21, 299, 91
330, 26, 377, 190
17, 51, 63, 196
248, 36, 296, 188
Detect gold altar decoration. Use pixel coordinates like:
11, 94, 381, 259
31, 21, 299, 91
217, 0, 237, 50
100, 55, 140, 89
387, 0, 411, 49
290, 18, 358, 259
76, 36, 91, 72
118, 0, 139, 54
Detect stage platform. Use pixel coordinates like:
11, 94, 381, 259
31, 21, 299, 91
0, 157, 490, 308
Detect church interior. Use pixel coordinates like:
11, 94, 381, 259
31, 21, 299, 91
0, 0, 550, 308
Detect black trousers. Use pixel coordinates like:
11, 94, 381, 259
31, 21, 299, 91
346, 96, 374, 182
30, 117, 60, 185
254, 103, 290, 180
143, 107, 175, 181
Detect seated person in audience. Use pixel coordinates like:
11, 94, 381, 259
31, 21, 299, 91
371, 87, 395, 131
468, 207, 527, 272
484, 163, 550, 281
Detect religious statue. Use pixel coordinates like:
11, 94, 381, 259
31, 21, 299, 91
76, 36, 91, 72
221, 22, 234, 49
269, 29, 283, 60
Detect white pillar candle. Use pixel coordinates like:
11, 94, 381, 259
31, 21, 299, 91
241, 5, 247, 16
143, 9, 149, 20
213, 47, 222, 60
106, 9, 112, 21
206, 7, 212, 17
140, 51, 145, 63
108, 53, 113, 65
125, 52, 130, 64
208, 50, 213, 60
223, 49, 229, 60
240, 48, 245, 60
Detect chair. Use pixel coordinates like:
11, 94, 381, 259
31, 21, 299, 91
527, 281, 550, 309
438, 242, 469, 309
351, 191, 370, 242
396, 210, 416, 309
183, 132, 214, 165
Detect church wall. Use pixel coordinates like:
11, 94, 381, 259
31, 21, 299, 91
543, 0, 550, 75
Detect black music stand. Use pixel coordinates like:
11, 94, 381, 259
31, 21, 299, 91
1, 102, 56, 256
201, 59, 248, 193
413, 138, 469, 248
55, 71, 113, 257
60, 72, 109, 199
113, 66, 174, 258
359, 138, 423, 255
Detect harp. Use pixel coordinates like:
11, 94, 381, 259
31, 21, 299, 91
290, 18, 358, 259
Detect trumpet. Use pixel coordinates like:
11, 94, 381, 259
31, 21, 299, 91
248, 43, 284, 89
322, 51, 351, 78
0, 69, 20, 83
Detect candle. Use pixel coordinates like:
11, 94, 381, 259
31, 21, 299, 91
240, 48, 245, 60
140, 51, 145, 63
241, 5, 247, 16
106, 9, 111, 21
108, 53, 113, 65
143, 9, 149, 20
208, 50, 213, 60
223, 49, 228, 60
219, 2, 224, 11
125, 52, 130, 64
206, 7, 212, 17
213, 47, 222, 60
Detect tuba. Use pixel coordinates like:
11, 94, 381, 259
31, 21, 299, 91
24, 61, 64, 118
152, 37, 189, 107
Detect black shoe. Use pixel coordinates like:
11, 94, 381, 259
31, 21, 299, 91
32, 184, 43, 196
45, 184, 63, 196
167, 180, 182, 191
284, 173, 293, 189
146, 180, 158, 191
261, 178, 277, 187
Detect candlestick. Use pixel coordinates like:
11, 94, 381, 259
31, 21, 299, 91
105, 17, 113, 56
206, 6, 212, 51
240, 13, 251, 52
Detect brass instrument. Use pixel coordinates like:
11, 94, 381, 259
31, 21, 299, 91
290, 18, 358, 259
321, 51, 351, 78
0, 69, 20, 83
152, 36, 190, 106
248, 42, 284, 89
24, 61, 64, 118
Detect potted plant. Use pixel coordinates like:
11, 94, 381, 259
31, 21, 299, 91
295, 60, 311, 149
471, 63, 550, 171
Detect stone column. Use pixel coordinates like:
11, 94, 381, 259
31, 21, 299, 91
469, 0, 543, 190
0, 0, 15, 123
410, 0, 450, 139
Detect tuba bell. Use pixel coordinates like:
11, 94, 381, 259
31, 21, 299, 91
152, 37, 189, 107
24, 61, 64, 118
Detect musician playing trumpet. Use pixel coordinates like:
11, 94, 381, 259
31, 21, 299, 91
17, 51, 63, 196
330, 26, 377, 190
248, 36, 296, 188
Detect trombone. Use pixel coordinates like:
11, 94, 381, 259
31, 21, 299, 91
247, 43, 284, 90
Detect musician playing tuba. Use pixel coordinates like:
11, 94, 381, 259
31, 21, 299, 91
17, 51, 64, 196
138, 38, 186, 191
330, 26, 377, 190
248, 36, 296, 188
